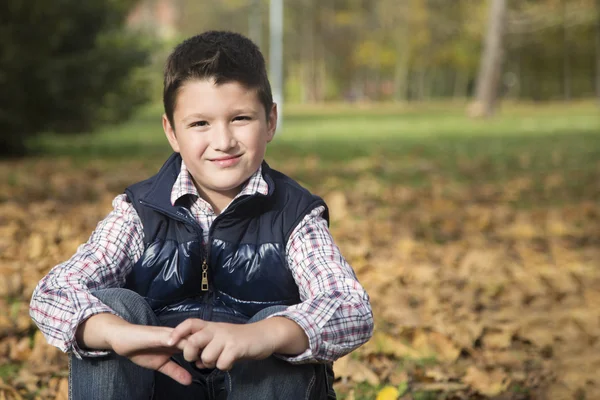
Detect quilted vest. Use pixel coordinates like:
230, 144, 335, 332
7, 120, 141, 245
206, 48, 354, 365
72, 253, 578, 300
123, 153, 328, 318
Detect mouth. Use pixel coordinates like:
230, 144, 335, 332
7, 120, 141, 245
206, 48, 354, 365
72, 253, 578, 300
209, 154, 242, 167
210, 154, 241, 162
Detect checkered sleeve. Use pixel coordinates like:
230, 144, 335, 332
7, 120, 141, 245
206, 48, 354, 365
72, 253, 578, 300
269, 206, 374, 364
29, 194, 145, 359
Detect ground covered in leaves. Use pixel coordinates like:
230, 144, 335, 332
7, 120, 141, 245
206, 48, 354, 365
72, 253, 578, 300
1, 104, 599, 399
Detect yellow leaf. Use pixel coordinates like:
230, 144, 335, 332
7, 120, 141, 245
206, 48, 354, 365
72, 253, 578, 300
376, 385, 399, 400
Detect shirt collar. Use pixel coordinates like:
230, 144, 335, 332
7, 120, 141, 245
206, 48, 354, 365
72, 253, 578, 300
170, 160, 269, 208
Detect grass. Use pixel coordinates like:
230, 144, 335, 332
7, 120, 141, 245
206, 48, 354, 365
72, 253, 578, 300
26, 100, 600, 205
0, 363, 21, 380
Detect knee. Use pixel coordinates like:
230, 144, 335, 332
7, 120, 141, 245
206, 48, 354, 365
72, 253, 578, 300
91, 288, 158, 326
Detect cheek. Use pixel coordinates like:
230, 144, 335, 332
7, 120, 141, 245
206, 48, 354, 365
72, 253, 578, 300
180, 133, 209, 151
237, 126, 268, 150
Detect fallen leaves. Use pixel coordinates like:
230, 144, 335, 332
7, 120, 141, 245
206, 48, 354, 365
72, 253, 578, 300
1, 154, 599, 399
334, 356, 380, 386
463, 366, 510, 397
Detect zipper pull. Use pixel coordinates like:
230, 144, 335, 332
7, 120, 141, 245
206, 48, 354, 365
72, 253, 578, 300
201, 259, 209, 291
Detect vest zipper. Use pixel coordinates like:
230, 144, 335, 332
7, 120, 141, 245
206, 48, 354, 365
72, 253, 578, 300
204, 193, 259, 290
139, 192, 264, 294
201, 259, 209, 291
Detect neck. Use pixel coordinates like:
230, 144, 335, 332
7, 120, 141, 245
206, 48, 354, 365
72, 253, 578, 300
195, 186, 241, 215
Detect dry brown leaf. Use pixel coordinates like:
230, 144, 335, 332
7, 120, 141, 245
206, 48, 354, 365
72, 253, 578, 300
333, 356, 380, 386
0, 315, 13, 337
54, 379, 68, 400
463, 366, 510, 397
482, 328, 515, 350
27, 234, 46, 260
423, 331, 462, 363
27, 331, 67, 374
365, 331, 424, 360
9, 337, 31, 362
325, 191, 349, 222
412, 382, 468, 392
0, 269, 22, 299
13, 368, 39, 394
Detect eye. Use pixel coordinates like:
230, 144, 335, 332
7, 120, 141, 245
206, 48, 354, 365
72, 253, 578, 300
233, 116, 251, 122
189, 121, 208, 128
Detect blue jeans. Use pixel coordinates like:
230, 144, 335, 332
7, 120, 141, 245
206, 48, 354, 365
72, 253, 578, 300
69, 288, 335, 400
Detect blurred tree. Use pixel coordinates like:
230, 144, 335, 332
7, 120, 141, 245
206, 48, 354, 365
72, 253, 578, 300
469, 0, 507, 117
43, 0, 599, 108
596, 0, 600, 103
0, 0, 152, 156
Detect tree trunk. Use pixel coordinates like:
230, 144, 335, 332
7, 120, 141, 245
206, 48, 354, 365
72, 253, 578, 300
468, 0, 507, 118
300, 0, 313, 103
562, 0, 571, 101
248, 0, 262, 49
596, 0, 600, 104
393, 53, 410, 101
417, 68, 427, 100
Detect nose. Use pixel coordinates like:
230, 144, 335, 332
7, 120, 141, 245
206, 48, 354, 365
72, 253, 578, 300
210, 124, 237, 151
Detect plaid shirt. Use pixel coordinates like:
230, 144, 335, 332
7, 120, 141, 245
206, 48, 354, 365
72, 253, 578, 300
30, 162, 373, 363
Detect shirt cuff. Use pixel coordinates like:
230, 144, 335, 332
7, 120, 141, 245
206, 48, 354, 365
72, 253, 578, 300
67, 304, 120, 359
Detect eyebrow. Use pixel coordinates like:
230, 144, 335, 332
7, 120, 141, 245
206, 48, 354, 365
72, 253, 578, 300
181, 109, 258, 123
229, 108, 258, 115
181, 113, 208, 123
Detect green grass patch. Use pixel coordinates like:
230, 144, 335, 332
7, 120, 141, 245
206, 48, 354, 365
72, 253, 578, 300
0, 363, 21, 380
24, 101, 600, 205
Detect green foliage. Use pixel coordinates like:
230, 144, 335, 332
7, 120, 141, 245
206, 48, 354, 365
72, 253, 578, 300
0, 0, 153, 156
175, 0, 599, 103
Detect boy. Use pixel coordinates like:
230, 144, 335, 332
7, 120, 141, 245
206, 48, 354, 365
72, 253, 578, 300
30, 31, 373, 400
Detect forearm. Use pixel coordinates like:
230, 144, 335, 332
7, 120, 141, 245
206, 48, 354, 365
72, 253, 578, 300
271, 290, 373, 363
284, 207, 373, 363
29, 194, 144, 355
259, 317, 309, 356
29, 269, 120, 355
75, 313, 129, 351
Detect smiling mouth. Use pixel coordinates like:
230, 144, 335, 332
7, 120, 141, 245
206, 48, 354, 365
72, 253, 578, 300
210, 154, 241, 162
209, 154, 242, 167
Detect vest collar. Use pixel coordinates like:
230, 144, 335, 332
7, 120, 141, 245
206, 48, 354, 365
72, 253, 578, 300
139, 153, 275, 214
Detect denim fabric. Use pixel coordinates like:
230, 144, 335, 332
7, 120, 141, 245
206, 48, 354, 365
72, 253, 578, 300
69, 288, 334, 400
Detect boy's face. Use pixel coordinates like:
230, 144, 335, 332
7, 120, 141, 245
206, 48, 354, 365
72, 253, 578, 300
163, 79, 277, 202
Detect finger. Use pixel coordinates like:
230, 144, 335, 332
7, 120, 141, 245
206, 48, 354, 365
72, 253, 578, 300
216, 348, 237, 371
157, 360, 193, 386
200, 339, 226, 369
183, 331, 212, 362
168, 319, 207, 346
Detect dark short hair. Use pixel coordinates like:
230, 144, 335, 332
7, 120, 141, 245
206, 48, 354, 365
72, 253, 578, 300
163, 31, 273, 128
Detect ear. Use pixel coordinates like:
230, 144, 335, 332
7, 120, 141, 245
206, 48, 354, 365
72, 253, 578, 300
162, 114, 180, 153
266, 103, 278, 143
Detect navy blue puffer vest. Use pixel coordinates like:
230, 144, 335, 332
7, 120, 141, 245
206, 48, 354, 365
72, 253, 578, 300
123, 153, 328, 318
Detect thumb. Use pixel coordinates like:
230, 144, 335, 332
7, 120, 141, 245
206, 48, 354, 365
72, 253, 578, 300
157, 360, 193, 386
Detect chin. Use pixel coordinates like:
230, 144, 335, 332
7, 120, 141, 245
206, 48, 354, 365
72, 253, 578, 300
210, 179, 245, 192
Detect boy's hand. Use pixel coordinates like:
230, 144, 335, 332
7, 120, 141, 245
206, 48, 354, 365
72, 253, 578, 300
168, 317, 309, 371
107, 322, 192, 385
78, 313, 192, 385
